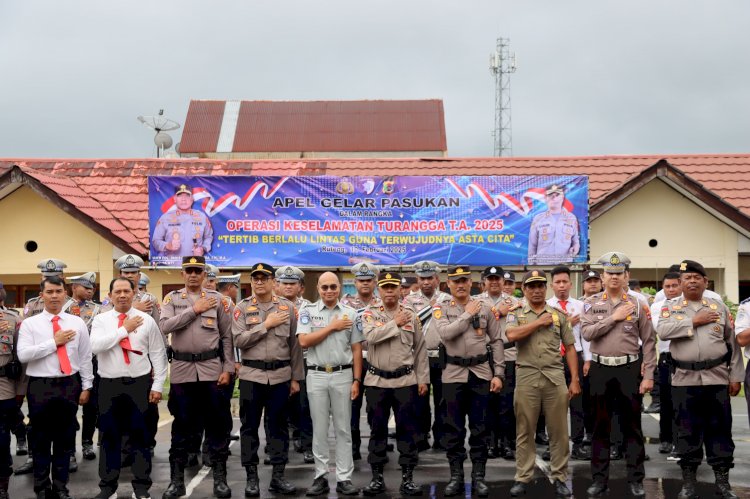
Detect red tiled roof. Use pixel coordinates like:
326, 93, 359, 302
1, 153, 749, 255
180, 100, 448, 154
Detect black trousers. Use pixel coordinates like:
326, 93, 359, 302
589, 362, 645, 484
239, 379, 291, 466
744, 361, 750, 429
564, 351, 591, 444
81, 364, 100, 444
98, 375, 152, 494
287, 364, 311, 450
167, 381, 231, 465
27, 375, 81, 493
674, 384, 735, 469
495, 360, 516, 449
366, 385, 419, 466
443, 372, 489, 464
350, 359, 368, 453
0, 398, 16, 478
658, 354, 676, 444
428, 359, 445, 444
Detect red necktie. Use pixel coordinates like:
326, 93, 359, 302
118, 313, 133, 365
559, 300, 568, 356
51, 316, 72, 375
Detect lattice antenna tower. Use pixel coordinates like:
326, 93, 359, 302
490, 38, 517, 157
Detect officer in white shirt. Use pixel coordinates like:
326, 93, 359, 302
89, 277, 167, 499
17, 276, 94, 499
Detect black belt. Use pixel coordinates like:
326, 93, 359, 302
671, 351, 731, 371
242, 359, 291, 370
100, 374, 150, 384
446, 353, 488, 367
172, 348, 221, 362
308, 364, 352, 373
368, 364, 413, 379
503, 341, 516, 349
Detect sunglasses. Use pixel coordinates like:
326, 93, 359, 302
184, 267, 204, 275
320, 284, 339, 291
251, 275, 271, 283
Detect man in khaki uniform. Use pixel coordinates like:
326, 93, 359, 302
506, 270, 579, 498
657, 260, 744, 499
581, 252, 656, 498
361, 272, 428, 497
0, 285, 23, 497
160, 256, 235, 499
429, 266, 504, 497
477, 266, 520, 460
66, 272, 102, 463
404, 260, 451, 451
527, 184, 580, 265
233, 262, 304, 497
341, 262, 381, 461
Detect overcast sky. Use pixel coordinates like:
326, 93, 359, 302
1, 1, 748, 159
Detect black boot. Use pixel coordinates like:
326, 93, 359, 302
82, 440, 96, 460
714, 466, 739, 499
399, 465, 422, 496
363, 464, 386, 496
677, 466, 698, 499
244, 465, 259, 498
15, 434, 28, 456
444, 460, 464, 497
212, 460, 232, 498
268, 464, 296, 495
471, 461, 489, 497
162, 460, 186, 499
0, 476, 8, 499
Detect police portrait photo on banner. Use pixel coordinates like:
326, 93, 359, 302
148, 175, 589, 267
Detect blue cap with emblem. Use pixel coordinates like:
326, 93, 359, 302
583, 270, 601, 281
37, 258, 67, 277
597, 251, 630, 273
503, 271, 516, 282
481, 266, 504, 279
115, 254, 144, 272
351, 262, 378, 280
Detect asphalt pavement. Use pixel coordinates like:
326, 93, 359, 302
8, 395, 750, 498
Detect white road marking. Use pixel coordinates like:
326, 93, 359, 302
184, 418, 240, 497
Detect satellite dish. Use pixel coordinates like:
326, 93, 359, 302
175, 141, 181, 154
155, 132, 173, 150
138, 110, 181, 158
137, 115, 180, 133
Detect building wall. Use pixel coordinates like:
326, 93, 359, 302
183, 150, 446, 160
591, 179, 739, 301
0, 186, 115, 286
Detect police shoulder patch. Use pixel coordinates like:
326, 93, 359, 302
233, 308, 241, 321
433, 306, 442, 320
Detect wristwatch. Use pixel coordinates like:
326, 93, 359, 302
353, 378, 363, 384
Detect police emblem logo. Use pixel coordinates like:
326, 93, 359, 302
385, 273, 392, 279
189, 257, 197, 264
285, 267, 293, 275
433, 307, 442, 320
709, 303, 718, 310
490, 267, 497, 274
125, 255, 135, 266
713, 325, 721, 333
661, 307, 670, 318
532, 270, 539, 277
258, 264, 264, 270
233, 308, 241, 321
422, 262, 430, 270
180, 184, 187, 190
610, 254, 620, 265
46, 260, 56, 270
680, 262, 687, 271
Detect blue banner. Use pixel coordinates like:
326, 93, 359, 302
148, 175, 589, 267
